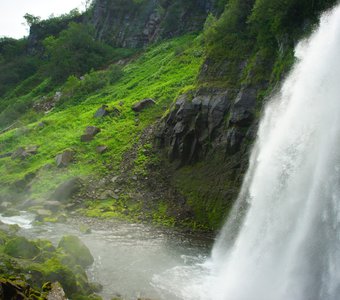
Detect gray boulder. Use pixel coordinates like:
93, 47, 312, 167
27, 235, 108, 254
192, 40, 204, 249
55, 150, 74, 168
80, 126, 101, 143
94, 105, 110, 118
132, 98, 156, 112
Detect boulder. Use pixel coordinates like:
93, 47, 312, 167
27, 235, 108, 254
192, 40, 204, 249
94, 105, 110, 118
55, 150, 74, 168
80, 126, 101, 143
80, 134, 94, 142
58, 235, 94, 267
4, 236, 40, 259
84, 126, 101, 136
132, 98, 156, 112
50, 177, 81, 203
96, 145, 108, 154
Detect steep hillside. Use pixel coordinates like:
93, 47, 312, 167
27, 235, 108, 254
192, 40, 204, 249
0, 0, 338, 231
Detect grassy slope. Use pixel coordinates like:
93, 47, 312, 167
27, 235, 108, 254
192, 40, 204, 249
0, 35, 203, 201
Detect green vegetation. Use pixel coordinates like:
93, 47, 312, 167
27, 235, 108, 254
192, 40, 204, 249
0, 34, 203, 208
0, 228, 100, 299
1, 0, 339, 232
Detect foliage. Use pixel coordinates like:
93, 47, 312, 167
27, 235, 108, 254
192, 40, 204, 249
0, 34, 203, 203
43, 23, 115, 82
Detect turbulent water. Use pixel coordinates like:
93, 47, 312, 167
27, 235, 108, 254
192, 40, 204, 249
0, 212, 210, 300
208, 4, 340, 300
156, 3, 340, 300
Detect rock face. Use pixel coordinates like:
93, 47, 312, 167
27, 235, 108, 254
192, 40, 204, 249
92, 0, 216, 48
50, 177, 81, 203
158, 87, 258, 165
55, 150, 74, 168
132, 98, 156, 112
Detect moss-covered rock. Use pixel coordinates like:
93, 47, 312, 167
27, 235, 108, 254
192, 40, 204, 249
57, 235, 94, 268
4, 237, 40, 259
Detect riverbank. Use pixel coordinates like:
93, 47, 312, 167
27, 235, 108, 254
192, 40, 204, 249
0, 211, 213, 300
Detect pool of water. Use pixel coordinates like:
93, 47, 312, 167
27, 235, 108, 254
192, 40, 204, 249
0, 212, 212, 300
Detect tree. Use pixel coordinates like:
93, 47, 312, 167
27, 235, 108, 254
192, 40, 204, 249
43, 23, 114, 82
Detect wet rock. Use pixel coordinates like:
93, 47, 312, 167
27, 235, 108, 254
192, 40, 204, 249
96, 145, 108, 154
58, 235, 94, 267
229, 87, 257, 126
132, 98, 156, 112
94, 105, 110, 118
4, 236, 40, 259
36, 209, 52, 220
158, 88, 230, 165
50, 177, 81, 203
55, 150, 74, 168
46, 282, 67, 300
225, 127, 246, 154
2, 209, 19, 217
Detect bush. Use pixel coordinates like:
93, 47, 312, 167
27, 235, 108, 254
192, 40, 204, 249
43, 23, 115, 82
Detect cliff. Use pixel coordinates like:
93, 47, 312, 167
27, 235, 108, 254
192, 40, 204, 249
92, 0, 216, 47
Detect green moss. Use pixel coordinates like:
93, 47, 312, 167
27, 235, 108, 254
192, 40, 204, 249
4, 237, 40, 259
57, 235, 94, 268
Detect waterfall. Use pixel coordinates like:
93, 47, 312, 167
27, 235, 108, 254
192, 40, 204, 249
207, 3, 340, 300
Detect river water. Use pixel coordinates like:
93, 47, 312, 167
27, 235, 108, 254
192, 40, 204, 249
0, 212, 211, 300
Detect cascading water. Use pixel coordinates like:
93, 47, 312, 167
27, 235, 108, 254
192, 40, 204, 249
207, 3, 340, 300
153, 3, 340, 300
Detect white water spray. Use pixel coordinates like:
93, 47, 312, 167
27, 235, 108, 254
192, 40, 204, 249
207, 3, 340, 300
152, 4, 340, 300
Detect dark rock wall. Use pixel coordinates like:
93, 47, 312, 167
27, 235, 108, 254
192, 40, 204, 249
156, 84, 261, 229
91, 0, 216, 48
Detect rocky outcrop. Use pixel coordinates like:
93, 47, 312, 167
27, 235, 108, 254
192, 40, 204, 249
92, 0, 216, 48
158, 86, 258, 165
